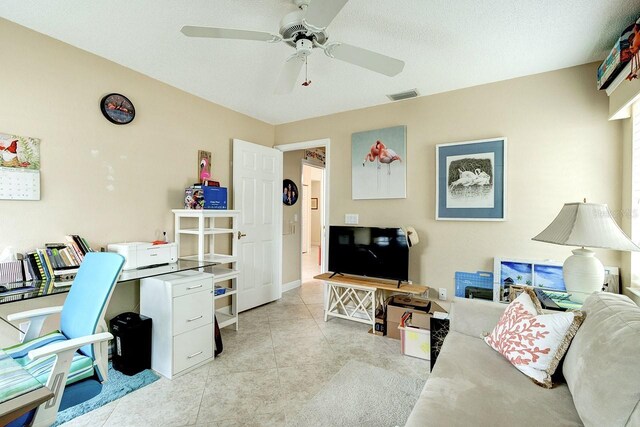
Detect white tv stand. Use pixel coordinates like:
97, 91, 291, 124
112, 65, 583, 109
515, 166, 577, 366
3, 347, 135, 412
314, 273, 429, 328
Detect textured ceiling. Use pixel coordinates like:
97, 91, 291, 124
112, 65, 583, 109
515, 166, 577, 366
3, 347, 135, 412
1, 0, 639, 124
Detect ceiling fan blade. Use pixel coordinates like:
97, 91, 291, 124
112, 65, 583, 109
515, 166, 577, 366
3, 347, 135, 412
181, 26, 277, 42
326, 43, 405, 77
275, 56, 305, 94
303, 0, 349, 31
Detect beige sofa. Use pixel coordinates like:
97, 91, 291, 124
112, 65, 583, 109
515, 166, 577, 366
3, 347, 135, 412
405, 292, 640, 427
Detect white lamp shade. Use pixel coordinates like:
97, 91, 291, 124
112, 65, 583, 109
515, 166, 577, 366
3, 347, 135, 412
532, 203, 640, 251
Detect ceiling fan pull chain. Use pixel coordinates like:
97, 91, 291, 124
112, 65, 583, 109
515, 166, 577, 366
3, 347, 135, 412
302, 56, 312, 87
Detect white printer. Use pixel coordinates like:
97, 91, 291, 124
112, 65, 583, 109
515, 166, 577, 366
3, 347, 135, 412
107, 242, 178, 270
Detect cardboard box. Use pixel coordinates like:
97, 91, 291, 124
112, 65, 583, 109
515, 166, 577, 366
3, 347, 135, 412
386, 297, 447, 340
184, 186, 228, 210
184, 186, 205, 209
203, 186, 228, 210
389, 295, 430, 312
386, 296, 430, 340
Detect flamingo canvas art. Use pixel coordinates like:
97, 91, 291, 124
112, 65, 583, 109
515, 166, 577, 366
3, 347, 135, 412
352, 126, 406, 200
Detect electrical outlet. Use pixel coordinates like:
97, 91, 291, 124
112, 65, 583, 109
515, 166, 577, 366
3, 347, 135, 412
438, 288, 447, 301
345, 214, 359, 225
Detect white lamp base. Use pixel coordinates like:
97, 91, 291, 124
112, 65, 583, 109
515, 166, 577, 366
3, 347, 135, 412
563, 248, 603, 302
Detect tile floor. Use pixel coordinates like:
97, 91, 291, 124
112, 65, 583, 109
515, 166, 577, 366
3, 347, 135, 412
301, 245, 321, 283
62, 280, 429, 427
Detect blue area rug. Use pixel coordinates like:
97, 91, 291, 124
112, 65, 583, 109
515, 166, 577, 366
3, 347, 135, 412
54, 363, 160, 426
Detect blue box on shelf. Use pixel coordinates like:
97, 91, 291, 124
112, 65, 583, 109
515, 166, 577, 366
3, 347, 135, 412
454, 271, 494, 301
214, 286, 226, 296
203, 186, 228, 210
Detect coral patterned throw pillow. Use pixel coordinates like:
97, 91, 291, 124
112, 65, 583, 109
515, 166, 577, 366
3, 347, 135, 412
484, 288, 584, 388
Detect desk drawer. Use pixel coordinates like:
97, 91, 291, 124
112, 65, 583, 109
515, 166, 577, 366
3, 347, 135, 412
173, 290, 212, 336
173, 324, 213, 374
172, 276, 213, 298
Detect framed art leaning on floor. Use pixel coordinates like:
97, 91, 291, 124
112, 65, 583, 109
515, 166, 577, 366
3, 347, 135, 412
435, 137, 507, 221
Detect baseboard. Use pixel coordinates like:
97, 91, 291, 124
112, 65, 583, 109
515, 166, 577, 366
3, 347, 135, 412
283, 280, 301, 292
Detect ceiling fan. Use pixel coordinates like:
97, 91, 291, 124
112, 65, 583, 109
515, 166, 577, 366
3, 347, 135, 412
181, 0, 405, 94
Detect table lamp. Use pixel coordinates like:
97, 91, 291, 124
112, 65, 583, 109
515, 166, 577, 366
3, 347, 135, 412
532, 201, 639, 298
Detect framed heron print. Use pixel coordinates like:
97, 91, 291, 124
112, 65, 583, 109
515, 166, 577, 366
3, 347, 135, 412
436, 137, 507, 221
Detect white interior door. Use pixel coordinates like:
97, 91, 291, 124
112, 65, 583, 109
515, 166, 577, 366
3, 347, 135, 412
233, 139, 282, 312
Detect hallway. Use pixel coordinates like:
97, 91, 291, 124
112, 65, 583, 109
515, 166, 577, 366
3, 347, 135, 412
300, 245, 323, 304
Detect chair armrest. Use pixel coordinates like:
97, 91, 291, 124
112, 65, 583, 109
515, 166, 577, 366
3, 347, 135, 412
6, 306, 63, 322
7, 306, 64, 343
28, 332, 113, 360
450, 297, 506, 338
27, 331, 113, 427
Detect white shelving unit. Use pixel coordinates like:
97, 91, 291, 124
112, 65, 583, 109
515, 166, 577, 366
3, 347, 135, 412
173, 209, 241, 331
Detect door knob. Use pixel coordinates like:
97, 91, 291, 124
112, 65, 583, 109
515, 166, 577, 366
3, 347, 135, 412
237, 231, 247, 240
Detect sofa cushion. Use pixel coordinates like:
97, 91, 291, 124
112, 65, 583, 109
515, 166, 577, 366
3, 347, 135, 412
405, 331, 582, 427
485, 288, 584, 388
563, 292, 640, 426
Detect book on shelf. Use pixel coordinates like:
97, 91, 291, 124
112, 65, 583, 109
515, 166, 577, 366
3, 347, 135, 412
29, 252, 42, 281
25, 252, 43, 281
22, 258, 34, 281
65, 236, 85, 262
80, 237, 93, 253
49, 248, 63, 269
69, 246, 81, 264
37, 249, 53, 281
57, 247, 71, 266
18, 235, 95, 283
69, 235, 94, 255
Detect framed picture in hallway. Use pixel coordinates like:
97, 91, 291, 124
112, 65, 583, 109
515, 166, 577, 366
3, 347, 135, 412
435, 137, 507, 221
352, 125, 406, 200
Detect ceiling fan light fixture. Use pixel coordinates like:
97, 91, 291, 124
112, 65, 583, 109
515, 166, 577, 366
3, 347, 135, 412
182, 0, 406, 93
387, 89, 419, 101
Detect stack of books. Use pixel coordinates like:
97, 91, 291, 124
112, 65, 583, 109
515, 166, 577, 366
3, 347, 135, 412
24, 235, 94, 281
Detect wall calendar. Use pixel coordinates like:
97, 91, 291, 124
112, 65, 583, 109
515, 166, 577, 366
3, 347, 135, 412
0, 132, 41, 201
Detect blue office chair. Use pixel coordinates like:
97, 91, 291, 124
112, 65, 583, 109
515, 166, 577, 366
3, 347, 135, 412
3, 252, 124, 427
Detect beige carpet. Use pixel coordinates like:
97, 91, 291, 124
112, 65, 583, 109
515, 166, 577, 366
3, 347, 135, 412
286, 360, 426, 427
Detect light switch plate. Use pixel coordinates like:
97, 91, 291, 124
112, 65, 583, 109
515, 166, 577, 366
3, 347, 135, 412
345, 214, 359, 225
438, 288, 447, 301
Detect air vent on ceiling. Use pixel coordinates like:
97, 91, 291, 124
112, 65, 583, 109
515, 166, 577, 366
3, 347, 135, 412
387, 89, 419, 102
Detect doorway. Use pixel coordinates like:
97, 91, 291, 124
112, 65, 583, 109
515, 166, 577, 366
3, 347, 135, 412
276, 139, 330, 298
301, 162, 324, 285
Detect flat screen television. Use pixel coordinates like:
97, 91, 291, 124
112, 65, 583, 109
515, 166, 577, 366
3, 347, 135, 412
328, 226, 409, 283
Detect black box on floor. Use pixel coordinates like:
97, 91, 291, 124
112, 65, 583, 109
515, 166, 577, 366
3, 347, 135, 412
110, 312, 152, 376
374, 305, 386, 336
